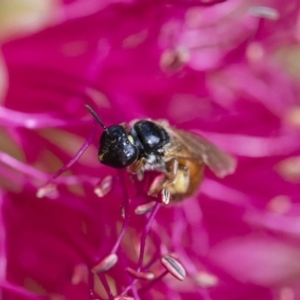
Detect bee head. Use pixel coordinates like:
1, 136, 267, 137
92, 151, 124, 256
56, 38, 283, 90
85, 105, 138, 168
98, 125, 138, 168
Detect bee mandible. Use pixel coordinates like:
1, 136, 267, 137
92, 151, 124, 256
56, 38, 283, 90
86, 105, 236, 204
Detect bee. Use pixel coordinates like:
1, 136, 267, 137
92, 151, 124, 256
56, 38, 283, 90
86, 105, 236, 204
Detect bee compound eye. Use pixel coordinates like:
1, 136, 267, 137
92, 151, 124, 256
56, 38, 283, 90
133, 120, 170, 153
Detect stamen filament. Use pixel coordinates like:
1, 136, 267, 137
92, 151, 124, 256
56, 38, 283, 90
111, 170, 130, 254
138, 270, 168, 294
137, 203, 160, 270
98, 273, 114, 300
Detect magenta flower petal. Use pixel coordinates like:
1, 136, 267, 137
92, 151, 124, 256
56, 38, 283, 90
1, 0, 300, 299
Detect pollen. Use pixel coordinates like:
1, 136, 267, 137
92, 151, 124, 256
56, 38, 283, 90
168, 170, 189, 194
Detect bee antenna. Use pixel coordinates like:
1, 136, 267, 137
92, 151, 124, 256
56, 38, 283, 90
85, 105, 109, 134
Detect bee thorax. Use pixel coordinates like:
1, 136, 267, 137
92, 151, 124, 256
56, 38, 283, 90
143, 153, 165, 171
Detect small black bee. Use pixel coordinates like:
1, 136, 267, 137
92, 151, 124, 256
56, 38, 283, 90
86, 105, 236, 203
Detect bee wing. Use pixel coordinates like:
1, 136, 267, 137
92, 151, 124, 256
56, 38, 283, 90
170, 128, 237, 178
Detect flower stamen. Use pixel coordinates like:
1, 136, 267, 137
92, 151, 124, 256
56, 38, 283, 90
138, 270, 169, 294
137, 203, 160, 270
134, 201, 156, 215
194, 271, 219, 288
98, 273, 114, 300
36, 182, 57, 198
92, 254, 118, 273
161, 254, 186, 281
125, 268, 155, 281
110, 170, 130, 254
94, 175, 113, 197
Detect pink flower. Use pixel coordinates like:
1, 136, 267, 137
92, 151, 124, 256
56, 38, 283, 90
1, 0, 300, 299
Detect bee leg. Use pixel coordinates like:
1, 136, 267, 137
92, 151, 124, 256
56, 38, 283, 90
162, 158, 179, 187
148, 158, 178, 197
127, 158, 146, 174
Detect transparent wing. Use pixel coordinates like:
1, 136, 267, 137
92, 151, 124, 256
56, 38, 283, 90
170, 128, 237, 178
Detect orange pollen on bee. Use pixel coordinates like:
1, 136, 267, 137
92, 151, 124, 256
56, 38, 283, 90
168, 169, 190, 194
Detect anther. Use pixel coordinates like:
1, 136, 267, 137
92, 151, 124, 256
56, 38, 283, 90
135, 201, 157, 215
92, 254, 118, 273
161, 254, 186, 281
36, 183, 57, 198
194, 271, 218, 288
94, 176, 113, 197
126, 268, 155, 280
